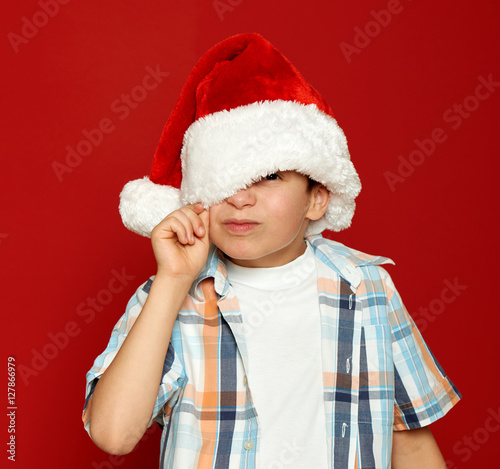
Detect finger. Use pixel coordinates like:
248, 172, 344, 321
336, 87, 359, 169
191, 203, 205, 214
183, 203, 204, 215
180, 205, 208, 238
159, 217, 190, 244
170, 210, 199, 244
197, 208, 210, 241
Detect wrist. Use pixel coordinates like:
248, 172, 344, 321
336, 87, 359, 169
153, 270, 196, 289
145, 272, 195, 319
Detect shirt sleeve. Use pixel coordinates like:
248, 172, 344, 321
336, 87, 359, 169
82, 278, 186, 436
381, 270, 461, 431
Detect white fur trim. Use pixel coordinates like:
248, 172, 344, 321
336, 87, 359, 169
119, 177, 181, 237
180, 100, 361, 234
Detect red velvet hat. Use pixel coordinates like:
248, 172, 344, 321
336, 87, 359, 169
119, 33, 361, 237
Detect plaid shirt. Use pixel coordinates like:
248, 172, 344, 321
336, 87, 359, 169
83, 235, 460, 468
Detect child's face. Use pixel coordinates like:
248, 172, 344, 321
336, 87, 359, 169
209, 171, 328, 268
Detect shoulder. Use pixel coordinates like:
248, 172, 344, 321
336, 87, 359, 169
307, 234, 396, 289
307, 234, 394, 267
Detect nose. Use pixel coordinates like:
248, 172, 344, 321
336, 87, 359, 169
226, 186, 256, 209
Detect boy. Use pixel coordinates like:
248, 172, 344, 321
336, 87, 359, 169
83, 33, 460, 468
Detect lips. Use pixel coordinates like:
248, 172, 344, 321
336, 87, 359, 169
222, 218, 260, 234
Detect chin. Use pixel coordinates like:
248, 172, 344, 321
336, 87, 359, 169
212, 236, 249, 256
223, 248, 260, 262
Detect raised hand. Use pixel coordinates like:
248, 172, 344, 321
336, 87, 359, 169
151, 203, 211, 281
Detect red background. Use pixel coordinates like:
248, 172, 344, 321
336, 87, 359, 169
2, 0, 499, 467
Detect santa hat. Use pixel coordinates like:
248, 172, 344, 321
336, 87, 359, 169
119, 33, 361, 237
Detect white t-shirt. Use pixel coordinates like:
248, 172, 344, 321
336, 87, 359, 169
225, 245, 329, 469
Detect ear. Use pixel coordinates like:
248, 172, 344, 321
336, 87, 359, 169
307, 184, 330, 221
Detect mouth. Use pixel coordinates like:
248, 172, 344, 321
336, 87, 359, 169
222, 218, 260, 234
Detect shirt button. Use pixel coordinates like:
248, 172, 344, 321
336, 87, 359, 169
244, 440, 254, 451
243, 375, 248, 386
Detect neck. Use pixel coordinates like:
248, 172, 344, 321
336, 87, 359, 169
227, 239, 307, 268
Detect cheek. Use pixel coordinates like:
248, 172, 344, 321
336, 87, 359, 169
208, 215, 219, 239
208, 205, 221, 227
208, 210, 225, 246
269, 194, 309, 222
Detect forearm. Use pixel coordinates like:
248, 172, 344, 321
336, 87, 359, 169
392, 426, 446, 469
88, 274, 192, 454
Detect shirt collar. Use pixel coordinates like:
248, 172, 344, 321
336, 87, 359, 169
190, 234, 394, 298
307, 234, 394, 291
190, 244, 231, 300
